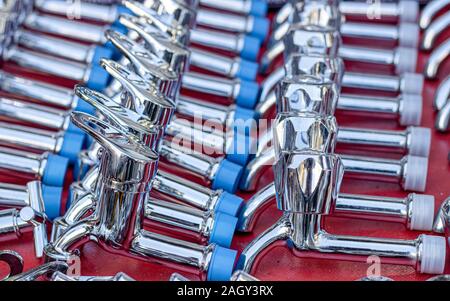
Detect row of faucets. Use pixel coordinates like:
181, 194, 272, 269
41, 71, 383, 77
0, 0, 448, 281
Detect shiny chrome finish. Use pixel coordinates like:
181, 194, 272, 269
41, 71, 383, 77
340, 154, 428, 191
169, 272, 190, 281
230, 270, 260, 281
34, 0, 119, 23
0, 71, 78, 110
339, 1, 418, 22
189, 47, 242, 79
74, 165, 229, 215
0, 250, 23, 280
45, 112, 159, 261
116, 14, 190, 74
427, 275, 450, 281
100, 32, 180, 101
424, 39, 450, 79
5, 261, 68, 281
434, 75, 450, 110
0, 147, 48, 180
23, 13, 109, 44
75, 85, 161, 150
99, 59, 176, 128
259, 124, 429, 158
145, 197, 215, 239
0, 98, 72, 131
342, 72, 423, 94
421, 11, 450, 51
199, 0, 253, 15
276, 76, 339, 116
237, 212, 445, 275
160, 140, 220, 184
240, 149, 428, 192
14, 29, 98, 64
176, 95, 236, 126
0, 181, 48, 258
436, 101, 450, 132
165, 116, 230, 155
182, 71, 243, 102
46, 113, 235, 281
196, 8, 257, 34
153, 171, 228, 212
337, 93, 423, 126
51, 271, 136, 281
4, 46, 91, 83
189, 28, 247, 55
237, 182, 435, 233
270, 2, 341, 45
338, 45, 418, 75
432, 197, 450, 235
420, 0, 450, 29
0, 122, 65, 155
261, 25, 341, 73
259, 54, 344, 111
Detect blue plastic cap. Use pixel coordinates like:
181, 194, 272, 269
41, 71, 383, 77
236, 59, 259, 81
250, 0, 268, 17
59, 132, 85, 164
87, 65, 110, 91
116, 5, 134, 17
227, 132, 253, 166
240, 35, 261, 61
215, 192, 244, 217
43, 154, 69, 187
66, 120, 85, 136
250, 17, 270, 42
42, 185, 63, 220
212, 159, 243, 193
91, 46, 114, 66
73, 158, 90, 183
234, 106, 256, 124
105, 24, 129, 60
236, 80, 260, 109
207, 246, 237, 281
209, 212, 238, 248
74, 98, 96, 115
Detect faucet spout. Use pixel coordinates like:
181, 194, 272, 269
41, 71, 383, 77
237, 218, 291, 274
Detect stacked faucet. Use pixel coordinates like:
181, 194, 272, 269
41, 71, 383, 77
236, 0, 447, 278
0, 0, 449, 282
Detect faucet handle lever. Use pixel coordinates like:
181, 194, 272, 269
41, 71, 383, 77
74, 85, 160, 149
99, 59, 176, 127
70, 112, 159, 184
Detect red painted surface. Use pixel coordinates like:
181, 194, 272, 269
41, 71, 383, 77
0, 12, 449, 281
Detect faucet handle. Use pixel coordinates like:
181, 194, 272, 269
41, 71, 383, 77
433, 197, 450, 235
118, 13, 189, 74
70, 112, 159, 186
273, 113, 338, 157
136, 0, 196, 28
284, 24, 341, 58
290, 1, 341, 30
99, 59, 176, 128
285, 54, 344, 87
275, 75, 339, 116
103, 29, 181, 99
122, 0, 187, 38
273, 152, 344, 214
74, 85, 160, 149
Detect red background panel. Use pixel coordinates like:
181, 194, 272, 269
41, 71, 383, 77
0, 12, 449, 281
